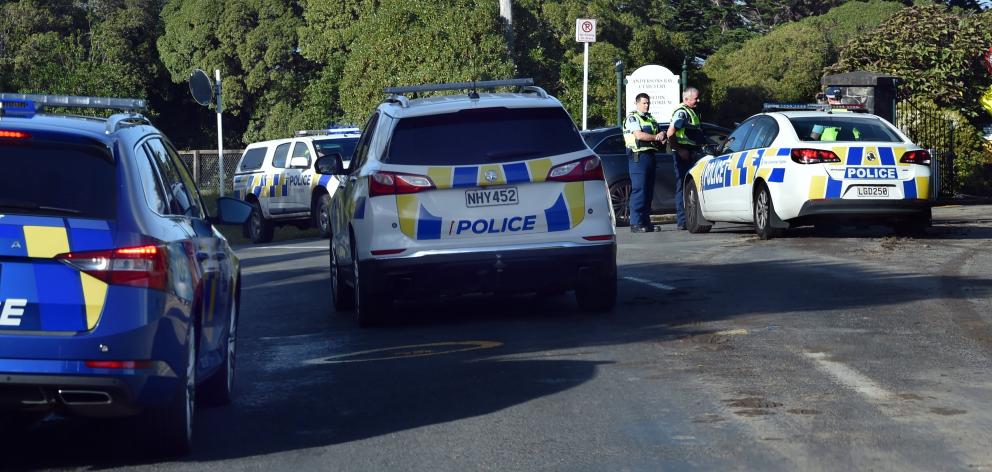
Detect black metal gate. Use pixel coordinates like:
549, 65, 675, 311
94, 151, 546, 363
895, 100, 955, 198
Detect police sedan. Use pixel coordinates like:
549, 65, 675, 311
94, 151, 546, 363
683, 105, 932, 239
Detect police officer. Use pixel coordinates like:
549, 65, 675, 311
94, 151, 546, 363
623, 93, 666, 233
667, 87, 704, 230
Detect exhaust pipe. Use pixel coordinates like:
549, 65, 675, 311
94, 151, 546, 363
58, 390, 112, 405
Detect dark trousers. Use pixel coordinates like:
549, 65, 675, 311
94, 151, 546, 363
672, 146, 699, 228
627, 149, 656, 227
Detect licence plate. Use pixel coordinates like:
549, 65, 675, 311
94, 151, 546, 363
465, 187, 518, 208
855, 186, 889, 197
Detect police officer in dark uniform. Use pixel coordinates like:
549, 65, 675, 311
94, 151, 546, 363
623, 93, 667, 233
667, 87, 704, 230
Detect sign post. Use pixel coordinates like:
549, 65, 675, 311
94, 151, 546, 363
215, 69, 224, 195
188, 68, 226, 195
575, 19, 596, 131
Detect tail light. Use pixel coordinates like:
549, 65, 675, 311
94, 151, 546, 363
57, 245, 168, 291
0, 130, 31, 139
547, 156, 605, 182
369, 171, 436, 196
791, 148, 841, 164
900, 149, 931, 165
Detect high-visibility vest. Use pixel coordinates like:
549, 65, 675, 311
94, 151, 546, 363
623, 112, 660, 152
673, 105, 701, 146
821, 127, 840, 141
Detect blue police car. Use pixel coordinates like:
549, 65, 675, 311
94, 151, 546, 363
0, 94, 251, 455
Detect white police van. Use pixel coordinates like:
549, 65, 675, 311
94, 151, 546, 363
315, 79, 617, 326
233, 129, 359, 243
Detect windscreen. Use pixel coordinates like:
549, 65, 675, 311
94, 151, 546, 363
386, 107, 587, 165
789, 116, 903, 143
0, 142, 116, 219
314, 137, 359, 161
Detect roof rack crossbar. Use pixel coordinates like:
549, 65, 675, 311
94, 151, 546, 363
521, 86, 549, 99
384, 78, 535, 95
0, 93, 146, 111
106, 113, 151, 134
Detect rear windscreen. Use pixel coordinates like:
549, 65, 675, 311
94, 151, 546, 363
386, 107, 587, 165
239, 147, 267, 171
314, 138, 359, 161
0, 142, 116, 219
789, 116, 902, 143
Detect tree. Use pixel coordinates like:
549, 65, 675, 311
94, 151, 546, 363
337, 0, 514, 123
827, 4, 992, 120
702, 0, 906, 126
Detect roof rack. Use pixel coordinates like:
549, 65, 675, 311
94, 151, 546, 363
383, 78, 545, 106
0, 93, 146, 112
106, 113, 152, 134
296, 128, 360, 137
762, 102, 867, 113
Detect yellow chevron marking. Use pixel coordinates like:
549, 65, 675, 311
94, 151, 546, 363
809, 176, 827, 199
916, 176, 930, 199
563, 182, 585, 228
79, 272, 108, 330
24, 226, 69, 258
396, 195, 418, 238
527, 159, 552, 183
428, 167, 453, 189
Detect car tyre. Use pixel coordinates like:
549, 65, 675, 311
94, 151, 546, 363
201, 291, 238, 406
330, 240, 355, 312
143, 323, 196, 457
353, 242, 390, 327
575, 266, 617, 313
315, 194, 332, 238
246, 200, 274, 244
685, 180, 712, 234
753, 183, 783, 240
608, 180, 631, 227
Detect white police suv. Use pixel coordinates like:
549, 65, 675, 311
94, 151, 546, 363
233, 128, 359, 243
316, 79, 617, 326
684, 104, 933, 239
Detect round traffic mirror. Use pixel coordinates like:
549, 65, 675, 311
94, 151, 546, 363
189, 69, 214, 106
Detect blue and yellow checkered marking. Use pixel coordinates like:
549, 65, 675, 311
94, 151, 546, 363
427, 158, 554, 189
0, 217, 111, 331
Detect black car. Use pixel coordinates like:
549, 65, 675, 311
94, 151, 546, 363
581, 124, 730, 225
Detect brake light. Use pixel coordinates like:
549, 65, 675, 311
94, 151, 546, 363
369, 171, 436, 196
370, 248, 405, 256
85, 360, 152, 369
57, 244, 169, 291
582, 235, 614, 241
547, 155, 605, 182
900, 149, 931, 165
0, 130, 30, 139
791, 148, 841, 164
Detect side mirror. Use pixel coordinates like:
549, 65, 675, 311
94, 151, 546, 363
702, 144, 720, 156
315, 153, 345, 175
290, 156, 309, 168
210, 197, 252, 225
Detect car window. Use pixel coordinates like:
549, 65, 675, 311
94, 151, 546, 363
386, 106, 586, 165
133, 144, 170, 215
314, 137, 359, 161
723, 120, 755, 154
0, 141, 116, 219
145, 138, 202, 218
350, 113, 379, 170
789, 116, 902, 142
239, 147, 266, 172
160, 138, 206, 220
291, 142, 311, 167
594, 134, 626, 155
704, 129, 729, 147
743, 117, 778, 150
271, 143, 290, 168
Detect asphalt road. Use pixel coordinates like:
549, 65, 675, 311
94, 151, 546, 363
6, 204, 992, 471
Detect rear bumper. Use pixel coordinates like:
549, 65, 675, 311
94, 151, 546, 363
792, 199, 931, 224
361, 242, 617, 297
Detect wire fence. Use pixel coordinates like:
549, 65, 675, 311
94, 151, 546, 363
895, 100, 955, 198
177, 149, 244, 196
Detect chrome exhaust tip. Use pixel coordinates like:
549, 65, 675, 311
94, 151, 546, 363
58, 390, 112, 405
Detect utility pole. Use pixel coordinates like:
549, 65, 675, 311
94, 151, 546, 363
499, 0, 514, 59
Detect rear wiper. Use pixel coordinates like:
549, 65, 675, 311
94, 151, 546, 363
485, 148, 540, 160
0, 199, 81, 215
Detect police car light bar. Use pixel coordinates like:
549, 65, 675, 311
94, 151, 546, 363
0, 93, 146, 111
384, 78, 535, 95
296, 128, 360, 137
0, 98, 38, 117
762, 102, 868, 113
